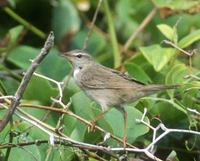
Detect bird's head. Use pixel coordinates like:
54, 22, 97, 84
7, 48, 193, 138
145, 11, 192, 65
62, 49, 95, 69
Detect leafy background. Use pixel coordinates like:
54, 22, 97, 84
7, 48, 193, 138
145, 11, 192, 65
0, 0, 200, 160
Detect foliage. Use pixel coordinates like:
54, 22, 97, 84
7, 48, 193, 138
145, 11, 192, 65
0, 0, 200, 160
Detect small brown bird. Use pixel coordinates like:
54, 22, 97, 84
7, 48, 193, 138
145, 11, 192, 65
63, 49, 178, 146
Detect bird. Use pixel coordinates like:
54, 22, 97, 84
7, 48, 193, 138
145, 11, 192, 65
62, 49, 178, 146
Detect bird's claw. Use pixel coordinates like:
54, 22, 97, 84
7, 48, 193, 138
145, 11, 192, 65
123, 135, 127, 148
88, 120, 96, 132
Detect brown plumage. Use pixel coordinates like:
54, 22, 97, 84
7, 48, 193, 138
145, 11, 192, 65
63, 49, 178, 146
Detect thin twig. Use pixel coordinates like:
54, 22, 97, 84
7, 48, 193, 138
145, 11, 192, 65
3, 101, 200, 161
19, 103, 135, 148
26, 72, 135, 148
122, 7, 158, 53
163, 40, 194, 56
3, 7, 45, 39
42, 71, 72, 122
2, 104, 119, 159
82, 0, 102, 50
0, 32, 54, 132
187, 108, 200, 115
34, 72, 64, 101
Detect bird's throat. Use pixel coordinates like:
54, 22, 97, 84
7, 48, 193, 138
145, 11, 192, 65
73, 67, 81, 80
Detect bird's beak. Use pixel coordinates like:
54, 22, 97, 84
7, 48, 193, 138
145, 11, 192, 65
62, 52, 73, 62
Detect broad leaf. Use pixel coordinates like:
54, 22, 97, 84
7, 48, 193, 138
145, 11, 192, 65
125, 62, 152, 84
140, 45, 176, 71
102, 106, 149, 143
157, 24, 177, 42
71, 92, 149, 144
7, 45, 71, 80
23, 76, 58, 104
8, 25, 24, 47
51, 0, 80, 42
178, 29, 200, 48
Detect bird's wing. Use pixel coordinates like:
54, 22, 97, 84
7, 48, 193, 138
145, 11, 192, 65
108, 68, 145, 85
80, 65, 143, 89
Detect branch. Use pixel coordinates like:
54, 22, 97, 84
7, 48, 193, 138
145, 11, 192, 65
163, 40, 195, 56
20, 99, 135, 148
1, 104, 119, 159
82, 0, 102, 50
187, 108, 200, 115
0, 31, 54, 132
22, 72, 135, 148
122, 7, 158, 53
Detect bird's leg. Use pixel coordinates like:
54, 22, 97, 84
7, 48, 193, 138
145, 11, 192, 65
118, 106, 127, 148
122, 109, 127, 148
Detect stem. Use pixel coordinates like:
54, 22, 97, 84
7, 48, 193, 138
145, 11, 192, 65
103, 0, 121, 68
0, 32, 54, 132
3, 7, 46, 39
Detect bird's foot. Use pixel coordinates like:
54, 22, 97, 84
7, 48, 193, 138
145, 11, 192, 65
88, 120, 96, 132
122, 135, 127, 148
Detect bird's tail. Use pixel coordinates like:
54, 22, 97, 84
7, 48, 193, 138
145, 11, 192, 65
142, 84, 179, 91
138, 84, 179, 97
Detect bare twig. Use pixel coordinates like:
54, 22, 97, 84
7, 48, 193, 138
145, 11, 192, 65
20, 102, 135, 148
1, 104, 119, 159
42, 72, 72, 122
111, 109, 200, 160
34, 72, 64, 102
2, 95, 200, 160
82, 0, 102, 50
0, 32, 54, 132
27, 72, 135, 148
0, 96, 15, 100
122, 7, 158, 53
187, 108, 200, 115
185, 74, 200, 81
163, 40, 195, 56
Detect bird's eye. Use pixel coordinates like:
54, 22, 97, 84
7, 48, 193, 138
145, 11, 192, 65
76, 54, 82, 58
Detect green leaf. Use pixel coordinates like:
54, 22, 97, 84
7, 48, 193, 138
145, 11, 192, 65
0, 80, 7, 95
146, 97, 187, 114
1, 77, 19, 94
8, 0, 16, 7
0, 121, 10, 143
41, 147, 74, 161
115, 0, 139, 40
16, 120, 49, 140
8, 25, 24, 46
39, 48, 71, 80
178, 29, 200, 48
7, 45, 39, 69
51, 0, 80, 42
102, 106, 149, 143
24, 76, 58, 104
157, 24, 177, 42
140, 45, 176, 71
71, 30, 107, 55
124, 62, 152, 84
150, 101, 188, 128
63, 114, 77, 136
7, 45, 71, 80
71, 92, 149, 143
165, 63, 188, 98
70, 92, 95, 141
9, 137, 41, 161
165, 63, 188, 85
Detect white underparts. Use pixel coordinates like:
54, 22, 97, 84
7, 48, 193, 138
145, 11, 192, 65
73, 68, 80, 79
